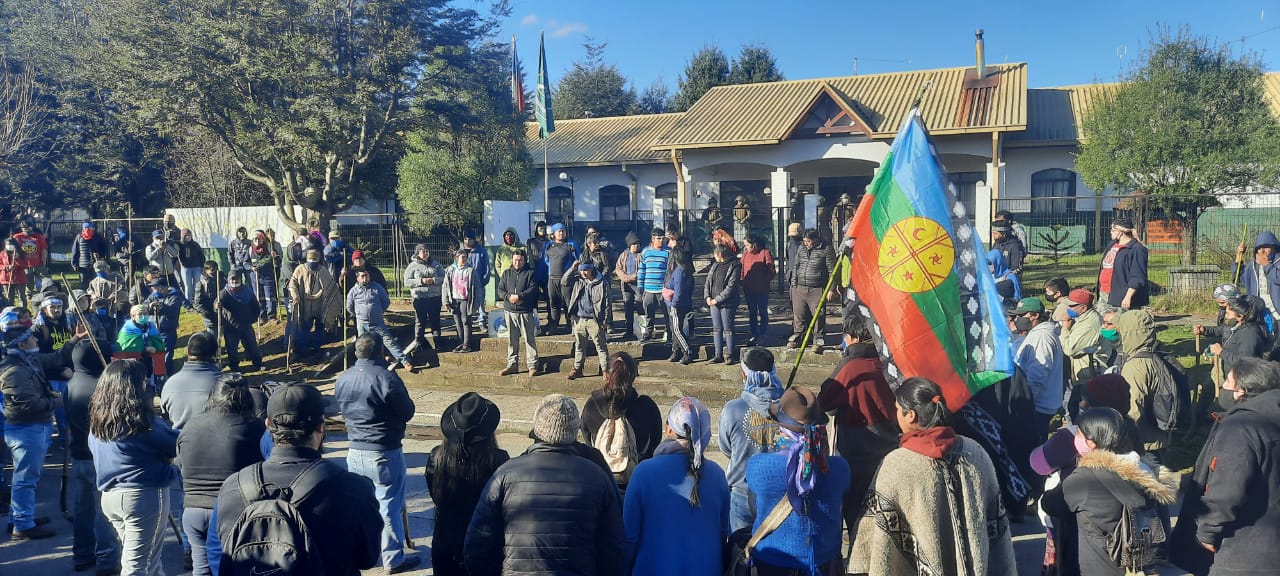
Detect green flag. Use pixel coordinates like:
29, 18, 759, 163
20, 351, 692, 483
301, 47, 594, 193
535, 32, 554, 138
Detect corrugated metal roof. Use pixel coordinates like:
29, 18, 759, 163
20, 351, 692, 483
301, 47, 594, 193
1263, 72, 1280, 116
651, 63, 1028, 149
523, 113, 684, 166
1009, 83, 1119, 144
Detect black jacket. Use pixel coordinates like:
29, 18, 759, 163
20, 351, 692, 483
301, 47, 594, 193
0, 345, 71, 424
426, 445, 510, 574
464, 443, 627, 576
177, 411, 265, 510
72, 233, 109, 269
215, 446, 381, 576
580, 388, 663, 460
193, 272, 224, 321
497, 266, 539, 313
144, 287, 186, 334
789, 241, 834, 288
1101, 240, 1150, 309
66, 340, 106, 461
992, 235, 1026, 274
545, 241, 578, 278
177, 240, 206, 269
704, 259, 742, 307
1172, 388, 1280, 576
215, 287, 260, 332
1062, 450, 1175, 576
333, 359, 415, 451
1209, 322, 1270, 378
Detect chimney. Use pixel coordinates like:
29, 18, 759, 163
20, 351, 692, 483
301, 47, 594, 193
975, 29, 986, 78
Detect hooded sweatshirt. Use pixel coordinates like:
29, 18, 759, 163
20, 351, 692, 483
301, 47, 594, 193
1116, 310, 1165, 449
66, 339, 106, 461
494, 227, 522, 280
718, 379, 782, 493
404, 254, 445, 300
1236, 230, 1280, 318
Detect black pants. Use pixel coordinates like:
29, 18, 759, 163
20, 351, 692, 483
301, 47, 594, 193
620, 282, 639, 336
77, 267, 94, 290
224, 327, 262, 371
412, 296, 442, 340
668, 305, 693, 356
547, 276, 568, 328
641, 291, 666, 337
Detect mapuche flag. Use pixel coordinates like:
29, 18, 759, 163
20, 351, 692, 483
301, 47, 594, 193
845, 112, 1013, 409
511, 36, 525, 114
534, 32, 554, 138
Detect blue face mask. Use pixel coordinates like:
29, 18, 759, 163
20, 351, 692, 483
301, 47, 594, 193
1066, 308, 1080, 319
137, 315, 150, 325
96, 307, 109, 317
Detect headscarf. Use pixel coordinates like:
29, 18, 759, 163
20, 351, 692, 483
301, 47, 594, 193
667, 397, 712, 470
773, 387, 829, 511
740, 359, 783, 400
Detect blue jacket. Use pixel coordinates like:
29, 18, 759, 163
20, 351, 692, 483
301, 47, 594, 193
1237, 231, 1280, 316
89, 416, 179, 491
624, 449, 730, 576
467, 245, 491, 286
334, 358, 416, 451
665, 265, 694, 310
747, 452, 850, 573
638, 247, 669, 293
345, 281, 390, 326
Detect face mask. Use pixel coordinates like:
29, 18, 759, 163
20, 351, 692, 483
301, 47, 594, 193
1224, 318, 1239, 328
1046, 293, 1060, 303
1074, 433, 1093, 456
1066, 308, 1080, 319
1013, 316, 1033, 333
230, 284, 242, 292
1219, 392, 1239, 411
96, 272, 108, 279
1100, 328, 1119, 342
96, 308, 108, 317
306, 261, 321, 271
137, 315, 150, 325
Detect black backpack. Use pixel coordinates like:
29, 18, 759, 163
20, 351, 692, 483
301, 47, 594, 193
1128, 351, 1191, 431
223, 460, 326, 576
1108, 503, 1167, 571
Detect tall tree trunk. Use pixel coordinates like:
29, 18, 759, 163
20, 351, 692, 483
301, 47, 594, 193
1182, 210, 1199, 265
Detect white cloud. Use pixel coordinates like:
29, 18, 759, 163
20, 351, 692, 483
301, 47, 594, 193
551, 22, 588, 38
520, 13, 538, 26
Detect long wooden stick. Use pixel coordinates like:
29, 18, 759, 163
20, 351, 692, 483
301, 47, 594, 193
785, 252, 847, 389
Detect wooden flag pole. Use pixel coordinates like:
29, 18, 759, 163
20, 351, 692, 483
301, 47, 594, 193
786, 252, 849, 389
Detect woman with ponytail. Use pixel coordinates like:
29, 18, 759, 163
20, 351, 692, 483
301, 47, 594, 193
850, 377, 1017, 576
623, 396, 729, 576
581, 351, 663, 460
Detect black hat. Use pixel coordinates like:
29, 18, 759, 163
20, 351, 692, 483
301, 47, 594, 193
441, 392, 501, 445
1113, 217, 1135, 231
267, 383, 326, 433
992, 222, 1013, 233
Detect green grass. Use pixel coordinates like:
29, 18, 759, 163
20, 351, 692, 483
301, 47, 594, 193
1153, 323, 1215, 472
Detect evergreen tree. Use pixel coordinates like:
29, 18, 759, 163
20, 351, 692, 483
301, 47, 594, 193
729, 44, 784, 84
554, 39, 637, 119
670, 45, 730, 112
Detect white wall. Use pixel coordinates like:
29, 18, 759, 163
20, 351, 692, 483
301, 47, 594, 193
528, 163, 677, 218
1001, 146, 1118, 211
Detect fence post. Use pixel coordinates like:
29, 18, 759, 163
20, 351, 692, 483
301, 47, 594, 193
1094, 191, 1103, 254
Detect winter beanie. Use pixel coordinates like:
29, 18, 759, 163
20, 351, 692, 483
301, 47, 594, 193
531, 393, 581, 445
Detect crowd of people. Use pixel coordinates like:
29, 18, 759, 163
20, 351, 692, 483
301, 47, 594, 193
1, 211, 1279, 576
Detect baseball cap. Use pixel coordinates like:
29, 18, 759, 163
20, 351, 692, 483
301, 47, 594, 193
351, 250, 365, 261
83, 222, 95, 230
1013, 297, 1045, 314
578, 261, 595, 271
267, 383, 326, 432
328, 230, 341, 239
1213, 284, 1241, 302
1064, 289, 1094, 307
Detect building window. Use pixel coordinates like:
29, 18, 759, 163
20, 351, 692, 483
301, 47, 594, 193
548, 186, 573, 226
599, 185, 630, 221
1030, 169, 1077, 218
948, 171, 983, 219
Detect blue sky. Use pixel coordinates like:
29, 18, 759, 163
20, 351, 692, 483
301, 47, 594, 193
502, 0, 1280, 91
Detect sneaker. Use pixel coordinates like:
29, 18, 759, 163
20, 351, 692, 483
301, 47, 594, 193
667, 351, 681, 363
388, 555, 422, 574
499, 365, 519, 376
679, 355, 693, 366
7, 516, 50, 534
528, 368, 538, 377
786, 339, 800, 349
567, 368, 584, 380
812, 345, 824, 355
11, 524, 55, 540
708, 356, 724, 364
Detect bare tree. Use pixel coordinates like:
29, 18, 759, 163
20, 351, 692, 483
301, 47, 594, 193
0, 53, 53, 174
165, 127, 272, 208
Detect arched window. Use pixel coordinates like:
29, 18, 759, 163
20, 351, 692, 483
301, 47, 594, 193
548, 186, 573, 226
599, 185, 630, 222
1030, 169, 1077, 219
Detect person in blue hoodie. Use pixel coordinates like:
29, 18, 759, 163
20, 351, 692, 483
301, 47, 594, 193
1235, 230, 1280, 328
718, 346, 783, 532
624, 396, 730, 576
88, 359, 179, 576
746, 386, 850, 576
462, 230, 491, 328
988, 248, 1022, 304
143, 278, 188, 379
664, 245, 696, 364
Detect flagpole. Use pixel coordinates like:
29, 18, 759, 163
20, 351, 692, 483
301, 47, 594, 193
543, 137, 549, 215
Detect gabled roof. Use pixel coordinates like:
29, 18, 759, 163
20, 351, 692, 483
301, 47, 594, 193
522, 113, 684, 167
1007, 83, 1120, 146
651, 63, 1028, 150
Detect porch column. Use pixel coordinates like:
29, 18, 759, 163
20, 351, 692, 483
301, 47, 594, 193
771, 168, 790, 291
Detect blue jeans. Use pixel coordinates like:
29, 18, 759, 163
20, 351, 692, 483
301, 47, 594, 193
71, 458, 119, 570
160, 330, 178, 379
50, 380, 68, 443
710, 304, 737, 360
357, 322, 407, 364
181, 267, 202, 304
347, 447, 407, 568
745, 292, 769, 340
5, 422, 51, 532
183, 507, 214, 576
730, 487, 755, 533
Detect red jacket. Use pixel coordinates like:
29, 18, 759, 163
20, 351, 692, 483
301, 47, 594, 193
0, 250, 26, 285
739, 247, 775, 294
818, 347, 896, 428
